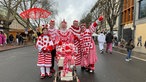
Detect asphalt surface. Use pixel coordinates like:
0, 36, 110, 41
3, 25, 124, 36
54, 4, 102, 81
0, 46, 146, 82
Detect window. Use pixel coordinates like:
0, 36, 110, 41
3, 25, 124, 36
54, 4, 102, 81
139, 0, 146, 18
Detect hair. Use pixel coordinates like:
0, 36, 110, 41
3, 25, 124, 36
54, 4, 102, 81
127, 39, 133, 45
42, 28, 48, 31
0, 31, 2, 34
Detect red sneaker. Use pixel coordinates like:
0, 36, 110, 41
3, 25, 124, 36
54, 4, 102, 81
40, 74, 45, 79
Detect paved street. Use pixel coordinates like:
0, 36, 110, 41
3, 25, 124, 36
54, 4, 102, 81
0, 46, 146, 82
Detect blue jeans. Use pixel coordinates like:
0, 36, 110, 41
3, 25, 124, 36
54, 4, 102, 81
126, 50, 132, 59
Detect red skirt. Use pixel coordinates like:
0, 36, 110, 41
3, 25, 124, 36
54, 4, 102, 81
37, 52, 52, 67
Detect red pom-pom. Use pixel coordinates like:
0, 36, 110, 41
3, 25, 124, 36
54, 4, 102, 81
65, 46, 70, 50
98, 16, 104, 21
38, 42, 41, 45
58, 41, 62, 45
47, 46, 53, 51
44, 42, 46, 45
42, 47, 48, 52
93, 22, 98, 27
44, 38, 47, 41
39, 38, 41, 41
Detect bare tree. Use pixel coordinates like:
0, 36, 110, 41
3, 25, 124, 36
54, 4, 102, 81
31, 0, 57, 26
0, 0, 58, 31
0, 0, 22, 34
80, 13, 92, 27
91, 0, 122, 32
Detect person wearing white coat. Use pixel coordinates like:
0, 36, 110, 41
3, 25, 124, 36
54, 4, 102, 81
98, 32, 106, 54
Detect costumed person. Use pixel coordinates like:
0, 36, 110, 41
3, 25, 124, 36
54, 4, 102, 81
36, 27, 54, 79
55, 20, 75, 44
48, 20, 58, 73
55, 20, 76, 69
80, 16, 103, 73
69, 20, 82, 66
98, 31, 106, 54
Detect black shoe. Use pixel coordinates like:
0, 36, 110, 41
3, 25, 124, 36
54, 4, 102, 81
100, 50, 104, 54
81, 67, 85, 71
47, 73, 52, 78
106, 51, 108, 53
110, 52, 112, 54
50, 68, 55, 73
85, 68, 90, 72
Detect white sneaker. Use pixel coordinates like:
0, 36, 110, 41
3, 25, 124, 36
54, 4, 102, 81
129, 58, 132, 60
89, 70, 94, 73
125, 59, 130, 62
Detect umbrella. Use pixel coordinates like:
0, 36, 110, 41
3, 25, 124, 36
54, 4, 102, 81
20, 7, 51, 19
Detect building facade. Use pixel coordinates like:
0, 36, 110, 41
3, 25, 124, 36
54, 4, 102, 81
119, 0, 134, 41
135, 0, 146, 47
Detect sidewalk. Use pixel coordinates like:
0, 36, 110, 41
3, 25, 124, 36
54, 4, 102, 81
133, 46, 146, 54
0, 42, 34, 52
113, 46, 146, 60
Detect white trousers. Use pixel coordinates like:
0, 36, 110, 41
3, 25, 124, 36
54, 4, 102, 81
40, 67, 50, 74
99, 42, 104, 51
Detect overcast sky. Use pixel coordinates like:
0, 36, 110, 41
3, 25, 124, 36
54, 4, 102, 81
55, 0, 97, 27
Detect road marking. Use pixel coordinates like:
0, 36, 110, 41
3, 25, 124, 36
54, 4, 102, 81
113, 50, 146, 62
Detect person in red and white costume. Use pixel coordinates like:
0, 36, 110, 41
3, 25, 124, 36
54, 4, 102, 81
69, 20, 82, 66
48, 20, 58, 73
80, 16, 104, 73
55, 20, 75, 44
36, 27, 54, 79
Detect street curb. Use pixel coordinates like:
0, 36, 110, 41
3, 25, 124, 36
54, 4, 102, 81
0, 44, 34, 52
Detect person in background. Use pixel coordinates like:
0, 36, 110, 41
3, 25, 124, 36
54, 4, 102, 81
0, 31, 5, 46
105, 32, 113, 54
16, 33, 20, 45
144, 41, 146, 49
119, 38, 126, 48
19, 34, 24, 45
114, 36, 118, 46
9, 34, 14, 45
3, 32, 7, 45
137, 36, 142, 47
125, 39, 135, 61
98, 31, 106, 54
32, 33, 37, 44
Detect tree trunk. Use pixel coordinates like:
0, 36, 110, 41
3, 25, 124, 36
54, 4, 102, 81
110, 26, 113, 33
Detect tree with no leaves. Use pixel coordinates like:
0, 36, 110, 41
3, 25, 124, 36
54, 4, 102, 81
0, 0, 57, 31
91, 0, 122, 33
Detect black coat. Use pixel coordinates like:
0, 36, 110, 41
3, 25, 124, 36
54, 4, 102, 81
125, 43, 135, 51
9, 35, 14, 41
106, 33, 113, 43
